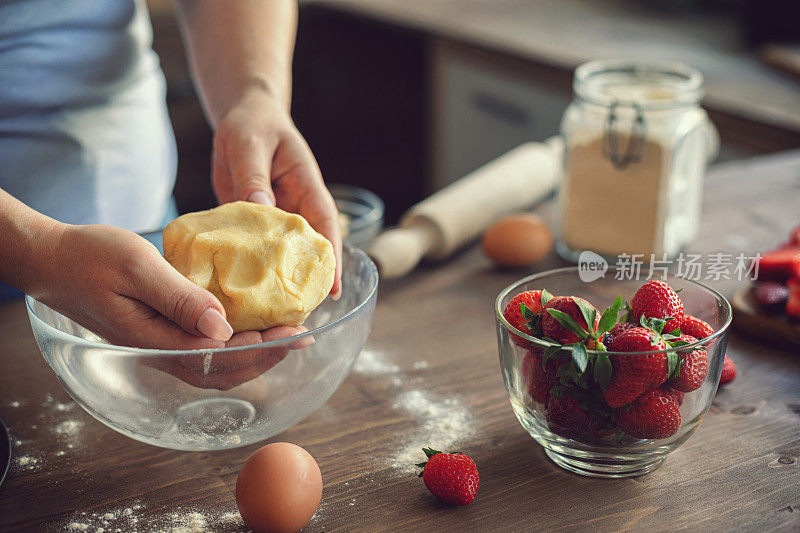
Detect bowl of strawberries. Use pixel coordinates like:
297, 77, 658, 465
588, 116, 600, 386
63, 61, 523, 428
495, 267, 732, 478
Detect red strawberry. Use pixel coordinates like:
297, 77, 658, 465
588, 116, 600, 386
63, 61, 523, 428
603, 327, 669, 408
418, 448, 479, 505
753, 282, 790, 314
602, 322, 638, 348
664, 388, 684, 406
791, 224, 800, 245
503, 290, 545, 346
631, 280, 685, 331
719, 356, 737, 385
755, 244, 800, 282
546, 394, 601, 441
542, 296, 599, 344
521, 348, 561, 405
616, 388, 682, 440
679, 315, 714, 339
669, 334, 708, 393
787, 278, 800, 323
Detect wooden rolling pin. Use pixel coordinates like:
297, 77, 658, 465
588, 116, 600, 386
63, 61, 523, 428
368, 137, 563, 279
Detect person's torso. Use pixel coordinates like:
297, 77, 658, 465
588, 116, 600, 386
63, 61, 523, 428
0, 0, 176, 232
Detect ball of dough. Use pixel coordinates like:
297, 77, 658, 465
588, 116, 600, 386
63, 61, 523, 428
163, 201, 335, 333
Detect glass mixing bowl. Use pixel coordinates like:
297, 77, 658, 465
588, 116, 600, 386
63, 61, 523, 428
495, 267, 731, 478
26, 246, 378, 451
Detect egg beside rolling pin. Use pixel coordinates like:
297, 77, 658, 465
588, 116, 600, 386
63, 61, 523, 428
482, 213, 553, 267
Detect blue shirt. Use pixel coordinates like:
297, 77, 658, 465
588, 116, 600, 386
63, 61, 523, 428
0, 0, 176, 232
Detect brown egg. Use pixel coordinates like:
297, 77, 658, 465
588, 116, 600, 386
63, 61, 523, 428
482, 213, 552, 267
236, 442, 322, 533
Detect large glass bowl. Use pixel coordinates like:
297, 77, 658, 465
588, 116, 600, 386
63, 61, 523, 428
26, 246, 378, 451
495, 267, 731, 478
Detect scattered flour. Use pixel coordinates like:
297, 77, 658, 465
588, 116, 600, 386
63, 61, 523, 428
352, 349, 400, 375
9, 400, 21, 408
54, 420, 84, 437
14, 455, 39, 470
412, 361, 430, 370
54, 402, 75, 412
388, 390, 474, 474
61, 505, 244, 533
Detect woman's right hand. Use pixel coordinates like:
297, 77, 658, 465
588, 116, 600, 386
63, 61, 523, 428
25, 223, 250, 350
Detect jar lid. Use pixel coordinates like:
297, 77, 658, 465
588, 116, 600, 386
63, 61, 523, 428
574, 59, 704, 110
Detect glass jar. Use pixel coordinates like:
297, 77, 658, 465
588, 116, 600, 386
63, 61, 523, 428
555, 60, 718, 263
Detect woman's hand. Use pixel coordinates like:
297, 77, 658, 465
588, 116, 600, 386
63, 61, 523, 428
210, 91, 342, 299
24, 223, 287, 350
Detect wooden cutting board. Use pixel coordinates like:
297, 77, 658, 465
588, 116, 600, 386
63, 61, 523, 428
732, 285, 800, 349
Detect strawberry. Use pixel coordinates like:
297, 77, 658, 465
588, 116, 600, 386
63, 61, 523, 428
753, 282, 790, 313
542, 296, 599, 344
755, 244, 800, 282
630, 280, 685, 332
787, 278, 800, 323
503, 290, 546, 346
603, 327, 669, 408
417, 448, 479, 505
602, 322, 638, 348
521, 348, 561, 405
679, 315, 714, 339
719, 356, 737, 385
668, 334, 708, 393
616, 387, 682, 440
791, 223, 800, 245
664, 388, 684, 406
546, 393, 602, 441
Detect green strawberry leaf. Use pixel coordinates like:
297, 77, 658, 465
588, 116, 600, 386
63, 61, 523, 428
640, 316, 667, 334
675, 288, 684, 293
541, 289, 554, 306
667, 351, 680, 379
573, 298, 598, 335
542, 345, 565, 367
571, 344, 589, 373
666, 328, 681, 337
520, 302, 537, 320
546, 309, 589, 340
594, 352, 612, 390
422, 447, 443, 458
668, 339, 690, 348
526, 314, 543, 337
597, 296, 623, 336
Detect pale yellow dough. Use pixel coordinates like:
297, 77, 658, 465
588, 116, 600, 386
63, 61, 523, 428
163, 201, 335, 332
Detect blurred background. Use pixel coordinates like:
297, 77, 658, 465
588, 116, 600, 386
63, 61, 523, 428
147, 0, 800, 223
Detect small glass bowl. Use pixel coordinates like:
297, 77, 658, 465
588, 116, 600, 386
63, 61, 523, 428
26, 246, 378, 451
329, 184, 384, 248
495, 267, 731, 478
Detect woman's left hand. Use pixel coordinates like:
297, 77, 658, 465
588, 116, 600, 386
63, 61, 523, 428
210, 91, 342, 299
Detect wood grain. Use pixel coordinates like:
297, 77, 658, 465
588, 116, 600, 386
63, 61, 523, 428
1, 152, 800, 531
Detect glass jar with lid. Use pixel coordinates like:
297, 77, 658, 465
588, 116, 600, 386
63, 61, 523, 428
555, 59, 718, 263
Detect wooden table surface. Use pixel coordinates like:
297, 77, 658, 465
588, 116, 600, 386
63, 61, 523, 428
1, 151, 800, 531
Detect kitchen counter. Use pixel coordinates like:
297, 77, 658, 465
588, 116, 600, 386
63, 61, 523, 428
303, 0, 800, 133
1, 150, 800, 530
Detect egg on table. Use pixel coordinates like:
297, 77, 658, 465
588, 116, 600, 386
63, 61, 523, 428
236, 442, 323, 533
482, 213, 553, 267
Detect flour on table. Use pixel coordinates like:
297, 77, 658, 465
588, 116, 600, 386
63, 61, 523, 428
14, 455, 39, 470
387, 389, 474, 474
9, 400, 21, 408
61, 504, 244, 533
353, 349, 400, 375
54, 420, 83, 436
412, 361, 430, 370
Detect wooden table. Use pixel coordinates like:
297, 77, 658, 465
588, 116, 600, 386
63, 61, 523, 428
1, 151, 800, 531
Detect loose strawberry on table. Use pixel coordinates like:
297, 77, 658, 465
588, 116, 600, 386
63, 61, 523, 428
417, 448, 479, 506
720, 356, 737, 385
787, 278, 800, 322
630, 280, 685, 332
615, 387, 682, 440
755, 244, 800, 282
753, 282, 790, 313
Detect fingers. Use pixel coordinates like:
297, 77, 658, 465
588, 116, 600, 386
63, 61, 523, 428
272, 136, 343, 299
216, 129, 278, 207
128, 254, 233, 343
